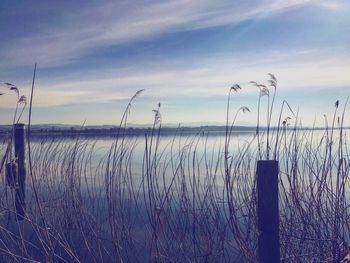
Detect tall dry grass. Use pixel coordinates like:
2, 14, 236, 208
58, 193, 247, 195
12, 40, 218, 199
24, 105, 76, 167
0, 79, 349, 262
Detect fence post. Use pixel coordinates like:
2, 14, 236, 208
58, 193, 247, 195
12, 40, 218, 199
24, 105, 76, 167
257, 160, 280, 263
14, 123, 26, 221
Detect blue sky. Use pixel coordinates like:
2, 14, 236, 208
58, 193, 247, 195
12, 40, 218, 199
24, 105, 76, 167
0, 0, 349, 126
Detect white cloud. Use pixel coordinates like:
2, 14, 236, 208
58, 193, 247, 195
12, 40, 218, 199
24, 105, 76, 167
1, 49, 348, 108
2, 0, 340, 68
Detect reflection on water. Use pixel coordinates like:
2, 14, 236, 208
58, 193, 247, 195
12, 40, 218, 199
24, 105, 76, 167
0, 129, 333, 185
1, 128, 349, 262
22, 131, 257, 183
0, 128, 336, 197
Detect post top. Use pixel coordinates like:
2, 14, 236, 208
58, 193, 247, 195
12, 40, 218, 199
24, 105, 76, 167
14, 123, 25, 129
257, 160, 278, 164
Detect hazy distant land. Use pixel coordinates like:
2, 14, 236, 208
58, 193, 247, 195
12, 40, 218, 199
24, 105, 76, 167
0, 124, 255, 137
0, 123, 340, 138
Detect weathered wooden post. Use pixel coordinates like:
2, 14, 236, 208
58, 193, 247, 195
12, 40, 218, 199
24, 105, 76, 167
257, 160, 280, 263
14, 123, 26, 221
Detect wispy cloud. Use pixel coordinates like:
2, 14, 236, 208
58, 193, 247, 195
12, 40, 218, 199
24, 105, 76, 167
1, 0, 349, 125
1, 48, 348, 108
2, 0, 347, 68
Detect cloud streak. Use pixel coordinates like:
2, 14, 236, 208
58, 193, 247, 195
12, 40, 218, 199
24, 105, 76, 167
2, 0, 348, 68
1, 0, 349, 125
1, 49, 348, 108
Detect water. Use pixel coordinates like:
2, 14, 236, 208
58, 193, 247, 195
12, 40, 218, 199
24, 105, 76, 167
0, 128, 339, 188
19, 131, 255, 183
0, 127, 346, 200
1, 128, 349, 262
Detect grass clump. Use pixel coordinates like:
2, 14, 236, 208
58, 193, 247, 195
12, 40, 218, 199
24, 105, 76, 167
0, 74, 349, 262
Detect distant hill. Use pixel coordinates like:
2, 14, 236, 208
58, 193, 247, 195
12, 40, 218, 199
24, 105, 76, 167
0, 123, 339, 138
0, 123, 257, 137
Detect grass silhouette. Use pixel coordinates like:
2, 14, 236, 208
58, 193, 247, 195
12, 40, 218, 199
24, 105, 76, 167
0, 74, 349, 262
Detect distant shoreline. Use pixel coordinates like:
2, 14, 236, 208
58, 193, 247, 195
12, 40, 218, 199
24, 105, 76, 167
0, 125, 254, 137
0, 124, 344, 138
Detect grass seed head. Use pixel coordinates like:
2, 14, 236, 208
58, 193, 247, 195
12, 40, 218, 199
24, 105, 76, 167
241, 106, 250, 113
230, 84, 241, 92
9, 86, 19, 97
153, 109, 161, 124
259, 87, 269, 97
335, 100, 339, 108
18, 95, 27, 105
268, 73, 277, 82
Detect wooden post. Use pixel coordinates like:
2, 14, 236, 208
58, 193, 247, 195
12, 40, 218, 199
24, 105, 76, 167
257, 160, 280, 263
14, 123, 26, 221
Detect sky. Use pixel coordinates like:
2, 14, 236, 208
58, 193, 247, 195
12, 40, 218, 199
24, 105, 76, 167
0, 0, 349, 126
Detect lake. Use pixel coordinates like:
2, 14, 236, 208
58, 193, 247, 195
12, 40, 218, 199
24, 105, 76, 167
0, 127, 349, 262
